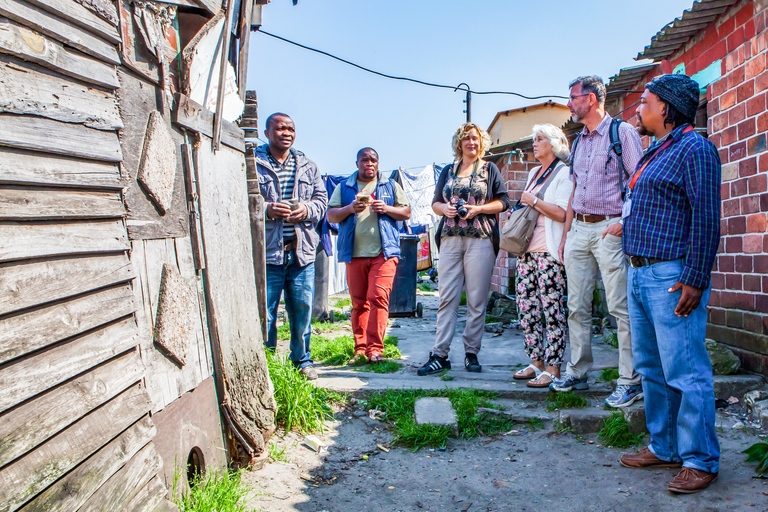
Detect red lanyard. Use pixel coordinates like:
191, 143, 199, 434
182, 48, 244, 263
629, 126, 694, 191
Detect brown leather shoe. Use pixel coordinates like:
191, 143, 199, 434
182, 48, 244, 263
668, 467, 718, 494
620, 447, 683, 469
300, 366, 318, 380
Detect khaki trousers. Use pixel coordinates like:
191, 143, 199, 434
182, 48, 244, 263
432, 236, 496, 358
563, 219, 640, 385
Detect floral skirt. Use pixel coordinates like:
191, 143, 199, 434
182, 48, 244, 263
515, 252, 568, 366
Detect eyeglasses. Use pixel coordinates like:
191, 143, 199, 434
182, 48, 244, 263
569, 93, 591, 101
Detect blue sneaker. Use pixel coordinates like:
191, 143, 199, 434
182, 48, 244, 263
549, 373, 589, 391
604, 384, 643, 408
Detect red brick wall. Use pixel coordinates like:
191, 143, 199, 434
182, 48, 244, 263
491, 155, 538, 295
617, 0, 768, 373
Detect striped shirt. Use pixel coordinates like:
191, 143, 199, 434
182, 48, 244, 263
623, 124, 721, 289
266, 148, 297, 240
570, 114, 643, 215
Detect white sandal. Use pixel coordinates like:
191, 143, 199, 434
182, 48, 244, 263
527, 371, 556, 388
513, 363, 542, 380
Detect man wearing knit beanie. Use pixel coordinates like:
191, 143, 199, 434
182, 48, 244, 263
619, 74, 721, 494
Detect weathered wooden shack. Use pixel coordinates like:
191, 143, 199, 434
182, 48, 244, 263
0, 0, 275, 509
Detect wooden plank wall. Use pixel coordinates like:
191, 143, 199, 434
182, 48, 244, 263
0, 1, 173, 510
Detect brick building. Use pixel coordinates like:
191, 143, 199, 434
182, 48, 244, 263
488, 0, 768, 374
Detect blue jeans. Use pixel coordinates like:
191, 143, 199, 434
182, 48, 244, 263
265, 250, 314, 368
627, 259, 719, 473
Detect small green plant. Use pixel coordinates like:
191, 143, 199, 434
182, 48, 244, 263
266, 350, 339, 433
526, 417, 545, 432
485, 315, 501, 324
546, 391, 588, 411
276, 321, 291, 341
312, 319, 347, 333
267, 441, 288, 463
743, 442, 768, 477
553, 419, 572, 434
441, 373, 454, 382
598, 368, 620, 382
417, 282, 433, 292
603, 328, 618, 349
173, 469, 252, 512
598, 412, 645, 448
460, 291, 467, 306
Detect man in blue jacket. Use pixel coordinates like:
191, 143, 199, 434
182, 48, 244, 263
327, 148, 410, 363
619, 74, 721, 494
254, 113, 327, 380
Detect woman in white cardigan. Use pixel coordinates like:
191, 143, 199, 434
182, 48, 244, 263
512, 124, 572, 388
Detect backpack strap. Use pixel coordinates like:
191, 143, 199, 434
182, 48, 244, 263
569, 133, 581, 177
609, 118, 627, 200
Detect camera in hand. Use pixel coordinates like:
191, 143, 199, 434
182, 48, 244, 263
454, 199, 469, 219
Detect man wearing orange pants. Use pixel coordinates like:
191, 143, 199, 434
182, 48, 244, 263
327, 148, 411, 363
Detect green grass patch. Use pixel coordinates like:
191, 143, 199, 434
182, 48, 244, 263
603, 328, 618, 349
743, 442, 768, 477
545, 391, 589, 412
311, 334, 401, 366
267, 441, 288, 463
353, 360, 403, 374
441, 373, 455, 382
527, 417, 544, 432
266, 351, 342, 433
312, 320, 346, 333
598, 412, 645, 448
485, 315, 501, 324
364, 389, 512, 449
598, 368, 620, 382
173, 469, 252, 512
331, 297, 352, 308
459, 291, 467, 306
276, 321, 291, 341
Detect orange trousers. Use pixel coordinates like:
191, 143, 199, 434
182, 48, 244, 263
346, 253, 399, 358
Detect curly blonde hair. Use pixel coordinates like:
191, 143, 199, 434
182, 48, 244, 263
451, 123, 492, 160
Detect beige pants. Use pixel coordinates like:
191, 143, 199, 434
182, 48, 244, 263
563, 219, 640, 386
432, 236, 496, 358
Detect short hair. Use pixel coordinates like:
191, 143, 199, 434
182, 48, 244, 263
568, 76, 606, 107
265, 112, 292, 131
451, 123, 492, 160
531, 123, 570, 161
356, 147, 379, 160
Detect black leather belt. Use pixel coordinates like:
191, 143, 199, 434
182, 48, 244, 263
575, 213, 620, 223
629, 256, 664, 268
283, 239, 297, 252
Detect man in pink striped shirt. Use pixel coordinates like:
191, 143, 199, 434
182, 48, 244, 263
551, 76, 644, 409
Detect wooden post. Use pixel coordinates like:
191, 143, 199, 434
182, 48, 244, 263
237, 0, 254, 102
212, 0, 235, 151
247, 189, 267, 343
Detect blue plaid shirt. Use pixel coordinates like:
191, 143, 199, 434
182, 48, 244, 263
623, 124, 721, 289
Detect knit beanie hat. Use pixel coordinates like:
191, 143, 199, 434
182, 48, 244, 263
645, 74, 700, 123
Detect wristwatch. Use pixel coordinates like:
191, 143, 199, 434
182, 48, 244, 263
532, 197, 539, 207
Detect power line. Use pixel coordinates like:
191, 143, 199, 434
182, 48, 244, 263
258, 30, 570, 101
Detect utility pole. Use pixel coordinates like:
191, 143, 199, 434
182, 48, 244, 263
455, 83, 471, 122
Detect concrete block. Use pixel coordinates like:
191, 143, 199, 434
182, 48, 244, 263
705, 339, 741, 375
622, 404, 647, 435
761, 410, 768, 430
744, 390, 768, 410
484, 322, 503, 334
414, 397, 457, 429
138, 111, 177, 215
558, 408, 613, 434
154, 263, 195, 366
713, 375, 765, 399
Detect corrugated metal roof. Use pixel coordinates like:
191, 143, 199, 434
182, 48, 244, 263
636, 0, 739, 62
606, 63, 658, 94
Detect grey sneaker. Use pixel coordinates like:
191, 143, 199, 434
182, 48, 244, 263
604, 384, 643, 408
300, 366, 318, 381
549, 373, 589, 392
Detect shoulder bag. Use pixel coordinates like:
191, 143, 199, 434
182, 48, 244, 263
500, 159, 559, 257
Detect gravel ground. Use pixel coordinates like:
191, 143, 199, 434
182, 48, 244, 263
244, 405, 768, 512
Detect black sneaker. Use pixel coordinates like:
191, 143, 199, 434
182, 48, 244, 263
417, 352, 451, 376
464, 353, 482, 373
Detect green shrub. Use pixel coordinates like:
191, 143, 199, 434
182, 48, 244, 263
598, 368, 620, 382
743, 442, 768, 477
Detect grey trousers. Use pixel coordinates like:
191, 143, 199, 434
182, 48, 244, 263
563, 219, 640, 386
432, 236, 496, 358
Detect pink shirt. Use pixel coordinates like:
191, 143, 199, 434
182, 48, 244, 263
569, 114, 643, 215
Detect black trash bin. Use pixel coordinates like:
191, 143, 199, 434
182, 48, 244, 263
388, 234, 422, 317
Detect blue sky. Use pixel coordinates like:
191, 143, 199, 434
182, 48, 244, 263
247, 0, 696, 175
